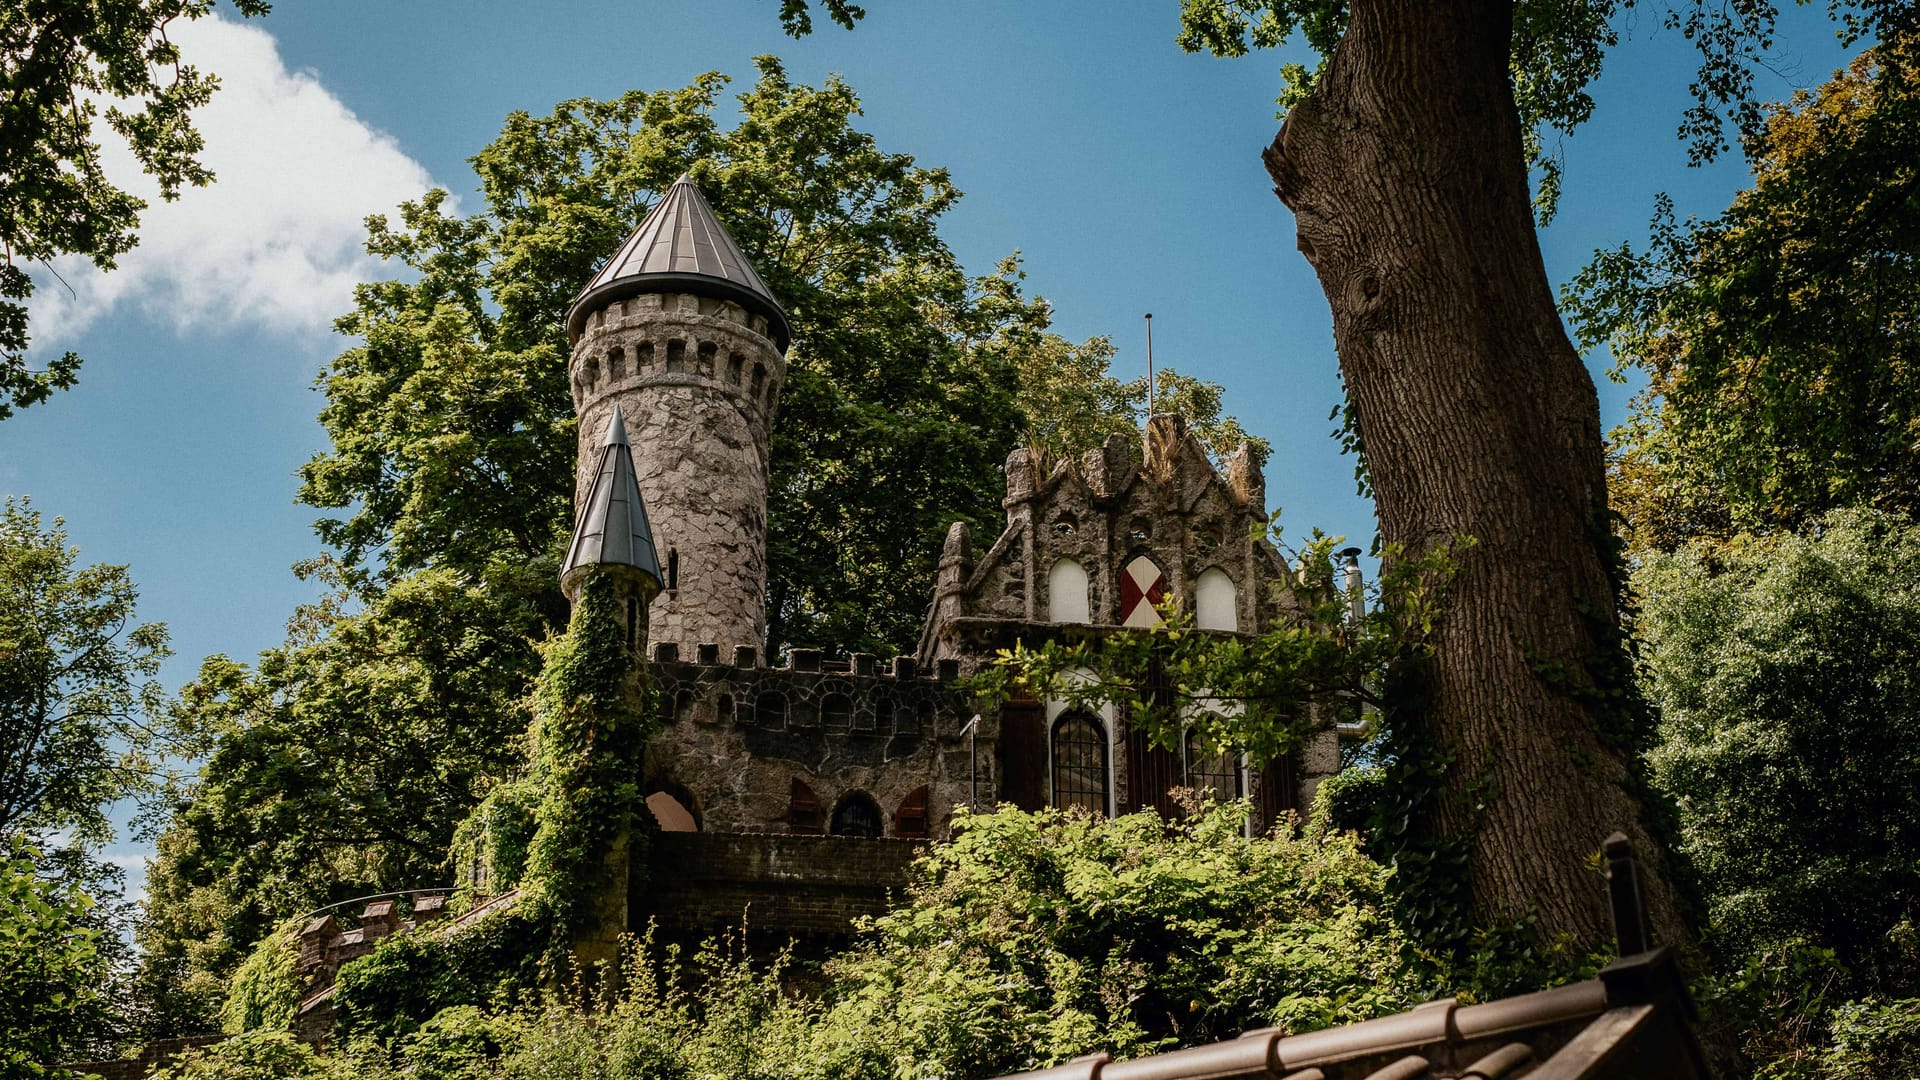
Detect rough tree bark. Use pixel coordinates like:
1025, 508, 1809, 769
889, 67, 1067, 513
1268, 0, 1687, 950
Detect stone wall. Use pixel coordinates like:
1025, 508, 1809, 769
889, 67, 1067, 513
644, 645, 980, 841
636, 831, 923, 938
572, 291, 785, 655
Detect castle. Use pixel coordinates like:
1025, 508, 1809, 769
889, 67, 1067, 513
552, 175, 1342, 939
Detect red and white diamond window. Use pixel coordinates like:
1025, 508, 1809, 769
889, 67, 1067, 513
1119, 555, 1169, 628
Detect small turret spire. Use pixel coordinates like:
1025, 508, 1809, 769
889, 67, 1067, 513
561, 405, 662, 598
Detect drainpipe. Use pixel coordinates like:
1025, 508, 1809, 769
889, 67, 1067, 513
961, 714, 981, 810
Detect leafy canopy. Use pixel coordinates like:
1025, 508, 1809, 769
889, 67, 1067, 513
1637, 507, 1920, 998
0, 0, 270, 420
1568, 33, 1920, 551
0, 496, 172, 846
0, 838, 112, 1080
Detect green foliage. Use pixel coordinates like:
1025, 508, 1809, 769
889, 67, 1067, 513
448, 777, 540, 898
332, 910, 545, 1044
1636, 507, 1920, 1073
1570, 35, 1920, 552
821, 803, 1426, 1074
0, 496, 173, 846
219, 920, 300, 1035
520, 571, 653, 927
983, 525, 1464, 769
1637, 508, 1920, 997
137, 566, 539, 1034
0, 0, 269, 419
148, 1029, 352, 1080
0, 837, 110, 1080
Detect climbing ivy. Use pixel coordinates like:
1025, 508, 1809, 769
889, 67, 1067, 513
220, 918, 303, 1034
519, 569, 656, 929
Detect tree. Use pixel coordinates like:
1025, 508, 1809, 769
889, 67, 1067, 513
1635, 508, 1920, 1071
136, 566, 541, 1034
0, 838, 112, 1080
299, 60, 1022, 657
0, 496, 171, 846
771, 0, 1915, 953
0, 0, 270, 420
1638, 508, 1920, 997
1568, 33, 1920, 553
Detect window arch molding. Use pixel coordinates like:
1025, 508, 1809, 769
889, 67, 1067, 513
1049, 710, 1110, 816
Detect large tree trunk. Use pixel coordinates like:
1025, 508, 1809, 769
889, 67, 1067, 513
1268, 0, 1686, 950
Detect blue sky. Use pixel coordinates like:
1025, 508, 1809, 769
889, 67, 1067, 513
1, 1, 1861, 889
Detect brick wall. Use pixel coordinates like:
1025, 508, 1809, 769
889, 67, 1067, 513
637, 831, 922, 937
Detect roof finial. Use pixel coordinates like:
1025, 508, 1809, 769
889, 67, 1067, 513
603, 404, 631, 448
1144, 313, 1155, 418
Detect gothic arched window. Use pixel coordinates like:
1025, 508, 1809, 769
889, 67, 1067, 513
1051, 711, 1109, 815
1184, 727, 1241, 801
830, 792, 883, 838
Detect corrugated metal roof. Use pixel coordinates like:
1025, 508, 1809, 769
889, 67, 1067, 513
566, 174, 792, 349
561, 405, 662, 594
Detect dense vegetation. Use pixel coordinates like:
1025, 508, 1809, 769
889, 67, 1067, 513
8, 14, 1920, 1080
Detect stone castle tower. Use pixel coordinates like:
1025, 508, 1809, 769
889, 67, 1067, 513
563, 175, 792, 655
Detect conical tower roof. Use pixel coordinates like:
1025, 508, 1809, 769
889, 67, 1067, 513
566, 174, 792, 350
561, 406, 662, 595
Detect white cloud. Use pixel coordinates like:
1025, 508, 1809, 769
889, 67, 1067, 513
29, 16, 446, 346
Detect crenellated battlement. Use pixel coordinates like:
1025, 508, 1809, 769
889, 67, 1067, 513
570, 293, 785, 421
638, 642, 981, 843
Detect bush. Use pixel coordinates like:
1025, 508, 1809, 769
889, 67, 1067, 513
1637, 508, 1920, 994
815, 802, 1429, 1077
149, 1030, 349, 1080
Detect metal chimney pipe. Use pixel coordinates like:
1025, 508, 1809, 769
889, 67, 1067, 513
1338, 547, 1365, 625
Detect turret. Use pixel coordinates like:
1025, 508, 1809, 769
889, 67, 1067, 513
561, 404, 664, 650
565, 175, 791, 656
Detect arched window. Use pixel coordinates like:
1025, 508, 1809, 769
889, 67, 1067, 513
1184, 728, 1241, 801
697, 341, 718, 376
754, 691, 787, 729
728, 352, 745, 384
1195, 567, 1238, 632
607, 347, 625, 381
637, 341, 654, 370
894, 785, 930, 839
788, 778, 823, 834
673, 689, 695, 724
1051, 711, 1109, 815
645, 781, 700, 832
830, 792, 883, 838
666, 339, 686, 373
716, 694, 734, 721
1120, 555, 1169, 628
667, 548, 679, 592
820, 693, 853, 732
1047, 558, 1091, 624
751, 362, 766, 396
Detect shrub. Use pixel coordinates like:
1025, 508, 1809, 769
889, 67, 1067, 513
816, 802, 1429, 1077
